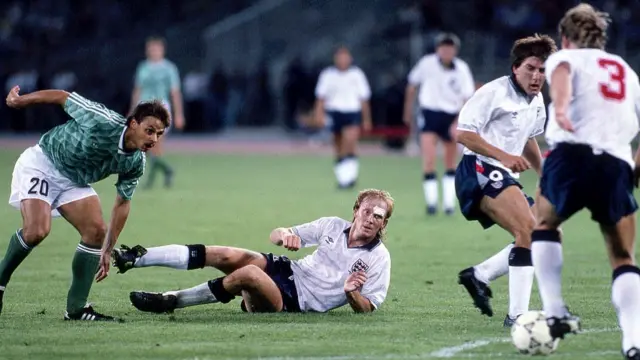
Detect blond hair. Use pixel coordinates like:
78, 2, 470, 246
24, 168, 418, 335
559, 3, 610, 49
352, 189, 395, 240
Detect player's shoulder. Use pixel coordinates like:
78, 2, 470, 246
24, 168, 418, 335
453, 57, 471, 69
348, 66, 366, 76
163, 59, 179, 70
373, 241, 391, 260
475, 76, 510, 96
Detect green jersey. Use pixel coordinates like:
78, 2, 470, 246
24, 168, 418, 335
135, 59, 180, 103
38, 92, 145, 200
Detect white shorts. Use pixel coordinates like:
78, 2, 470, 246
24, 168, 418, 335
9, 145, 97, 217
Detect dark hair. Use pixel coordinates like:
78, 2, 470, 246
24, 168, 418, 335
510, 34, 558, 68
559, 3, 610, 49
127, 100, 170, 128
146, 36, 166, 46
434, 32, 461, 48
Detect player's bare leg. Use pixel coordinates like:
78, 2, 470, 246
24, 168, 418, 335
600, 215, 640, 357
144, 136, 174, 189
475, 186, 535, 323
420, 133, 439, 215
335, 125, 360, 189
0, 199, 51, 315
531, 194, 580, 339
58, 195, 116, 321
442, 139, 458, 215
130, 264, 284, 313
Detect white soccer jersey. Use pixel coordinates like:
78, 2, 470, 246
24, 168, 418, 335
457, 75, 546, 178
545, 49, 640, 168
408, 54, 475, 114
315, 66, 371, 112
290, 216, 391, 313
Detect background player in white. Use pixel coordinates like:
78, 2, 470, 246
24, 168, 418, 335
314, 46, 372, 190
404, 32, 475, 216
454, 35, 557, 327
532, 5, 640, 358
112, 189, 392, 314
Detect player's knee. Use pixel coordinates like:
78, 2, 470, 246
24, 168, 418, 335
513, 216, 535, 244
82, 222, 107, 246
236, 264, 265, 287
22, 223, 50, 245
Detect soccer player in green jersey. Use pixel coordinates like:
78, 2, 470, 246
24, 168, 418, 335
130, 36, 185, 189
1, 85, 170, 321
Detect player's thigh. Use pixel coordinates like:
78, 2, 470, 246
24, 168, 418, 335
600, 214, 636, 269
19, 200, 52, 245
480, 185, 535, 239
420, 133, 438, 171
225, 265, 283, 312
57, 191, 105, 246
533, 192, 564, 230
205, 246, 267, 274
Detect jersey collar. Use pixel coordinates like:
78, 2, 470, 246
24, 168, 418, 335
342, 227, 382, 251
509, 73, 534, 103
118, 127, 129, 155
438, 57, 455, 70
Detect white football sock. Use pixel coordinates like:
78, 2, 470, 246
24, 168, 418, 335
135, 245, 189, 269
166, 282, 217, 308
532, 238, 566, 318
422, 176, 438, 207
442, 172, 456, 211
474, 243, 513, 284
612, 268, 640, 353
508, 265, 534, 318
343, 157, 359, 184
334, 160, 350, 186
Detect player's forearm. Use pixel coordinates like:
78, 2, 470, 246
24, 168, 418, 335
171, 89, 184, 118
403, 86, 416, 117
550, 64, 572, 116
346, 290, 374, 313
457, 131, 510, 163
14, 90, 69, 107
269, 228, 292, 246
361, 100, 372, 125
103, 196, 131, 253
523, 138, 543, 176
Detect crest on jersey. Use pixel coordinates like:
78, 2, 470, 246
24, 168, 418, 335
350, 258, 370, 273
323, 236, 334, 245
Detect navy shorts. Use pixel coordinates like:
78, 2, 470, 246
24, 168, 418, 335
540, 143, 638, 226
419, 109, 457, 142
455, 155, 534, 229
261, 253, 301, 312
326, 111, 361, 134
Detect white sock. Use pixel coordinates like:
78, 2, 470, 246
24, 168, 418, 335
343, 157, 359, 184
612, 267, 640, 353
135, 245, 190, 269
442, 172, 456, 211
166, 282, 217, 308
474, 243, 513, 284
422, 174, 438, 207
334, 160, 350, 186
532, 232, 566, 318
508, 246, 534, 318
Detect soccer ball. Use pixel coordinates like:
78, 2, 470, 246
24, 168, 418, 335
511, 310, 560, 355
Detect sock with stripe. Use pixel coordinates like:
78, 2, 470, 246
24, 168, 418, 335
474, 242, 513, 284
442, 169, 456, 212
422, 172, 438, 209
166, 281, 219, 308
135, 244, 205, 270
343, 154, 359, 185
508, 246, 534, 318
612, 265, 640, 353
66, 242, 101, 315
531, 229, 567, 318
0, 229, 34, 289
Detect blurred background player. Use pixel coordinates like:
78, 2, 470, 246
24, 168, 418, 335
403, 33, 475, 216
532, 5, 640, 358
454, 35, 556, 327
314, 46, 372, 190
130, 36, 185, 189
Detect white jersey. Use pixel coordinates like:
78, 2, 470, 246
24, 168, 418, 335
290, 216, 391, 313
545, 49, 640, 168
457, 75, 546, 178
408, 54, 475, 114
315, 66, 371, 112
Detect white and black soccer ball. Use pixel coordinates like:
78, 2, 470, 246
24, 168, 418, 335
511, 310, 560, 355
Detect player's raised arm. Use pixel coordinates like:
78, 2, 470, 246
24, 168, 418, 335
5, 86, 69, 108
549, 62, 574, 132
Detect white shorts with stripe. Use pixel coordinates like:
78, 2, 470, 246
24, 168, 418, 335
9, 145, 97, 217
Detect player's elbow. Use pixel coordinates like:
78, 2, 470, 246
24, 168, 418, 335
455, 130, 472, 146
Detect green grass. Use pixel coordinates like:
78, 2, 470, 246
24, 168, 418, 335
0, 150, 630, 359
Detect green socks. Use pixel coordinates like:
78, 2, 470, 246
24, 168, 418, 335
66, 242, 101, 314
0, 229, 33, 289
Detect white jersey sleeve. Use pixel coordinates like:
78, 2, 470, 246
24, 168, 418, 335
456, 84, 496, 133
460, 62, 476, 100
355, 68, 371, 101
314, 69, 331, 99
407, 57, 428, 86
360, 249, 391, 309
291, 217, 333, 248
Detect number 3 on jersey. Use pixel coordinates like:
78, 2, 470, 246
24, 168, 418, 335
598, 58, 626, 101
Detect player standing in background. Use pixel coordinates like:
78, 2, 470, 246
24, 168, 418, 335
404, 33, 476, 216
454, 35, 557, 327
532, 5, 640, 358
130, 36, 185, 189
314, 46, 372, 190
1, 86, 170, 321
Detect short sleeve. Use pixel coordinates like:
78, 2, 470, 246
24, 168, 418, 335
356, 69, 371, 100
360, 252, 391, 309
408, 58, 428, 86
64, 92, 122, 127
460, 62, 476, 99
456, 86, 496, 133
115, 156, 145, 200
315, 69, 330, 98
291, 217, 333, 247
169, 63, 181, 90
545, 50, 574, 84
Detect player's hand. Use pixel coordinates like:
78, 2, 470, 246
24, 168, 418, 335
501, 154, 531, 173
555, 112, 574, 133
344, 271, 367, 293
173, 114, 185, 131
362, 120, 373, 133
281, 233, 301, 251
6, 86, 22, 108
403, 110, 412, 126
96, 250, 111, 282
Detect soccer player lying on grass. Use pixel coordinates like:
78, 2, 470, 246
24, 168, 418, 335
1, 86, 170, 321
113, 189, 393, 313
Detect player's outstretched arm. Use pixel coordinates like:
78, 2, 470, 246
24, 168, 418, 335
523, 138, 543, 176
96, 194, 131, 282
5, 86, 69, 108
269, 228, 301, 251
457, 131, 531, 173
